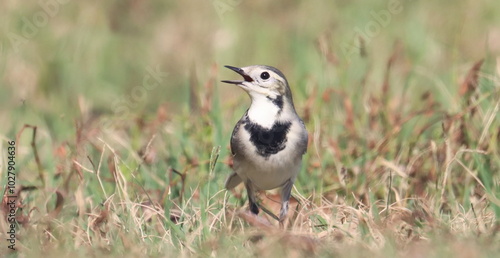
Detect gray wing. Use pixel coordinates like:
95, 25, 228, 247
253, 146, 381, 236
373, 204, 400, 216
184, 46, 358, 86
225, 172, 242, 190
230, 116, 245, 156
226, 114, 247, 189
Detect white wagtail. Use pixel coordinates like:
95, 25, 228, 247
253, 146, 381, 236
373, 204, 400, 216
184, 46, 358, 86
222, 65, 308, 224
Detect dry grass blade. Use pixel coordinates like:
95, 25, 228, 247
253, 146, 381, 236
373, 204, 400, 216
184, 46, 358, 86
164, 168, 186, 204
381, 42, 401, 106
358, 36, 367, 58
49, 191, 65, 219
316, 32, 338, 65
237, 210, 274, 231
459, 59, 484, 97
91, 201, 110, 230
302, 85, 317, 122
344, 97, 355, 133
1, 188, 15, 220
16, 124, 45, 187
189, 65, 200, 114
201, 63, 218, 115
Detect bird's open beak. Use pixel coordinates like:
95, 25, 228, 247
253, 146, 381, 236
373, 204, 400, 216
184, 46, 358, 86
221, 65, 254, 84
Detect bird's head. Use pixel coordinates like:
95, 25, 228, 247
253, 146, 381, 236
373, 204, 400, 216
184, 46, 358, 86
222, 65, 294, 106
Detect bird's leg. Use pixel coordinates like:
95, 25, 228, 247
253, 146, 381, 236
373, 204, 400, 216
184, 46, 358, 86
279, 179, 294, 228
244, 181, 259, 215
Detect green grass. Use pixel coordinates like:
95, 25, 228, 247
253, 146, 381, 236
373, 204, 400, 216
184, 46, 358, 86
1, 0, 500, 257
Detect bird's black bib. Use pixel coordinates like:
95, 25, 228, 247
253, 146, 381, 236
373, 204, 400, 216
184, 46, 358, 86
244, 119, 291, 158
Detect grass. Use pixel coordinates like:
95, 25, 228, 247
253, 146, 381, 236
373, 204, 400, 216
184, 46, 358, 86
1, 0, 500, 257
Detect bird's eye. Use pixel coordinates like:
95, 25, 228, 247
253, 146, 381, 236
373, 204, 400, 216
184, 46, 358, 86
260, 72, 270, 80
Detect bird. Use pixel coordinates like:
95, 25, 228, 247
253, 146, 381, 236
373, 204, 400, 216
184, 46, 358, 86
221, 65, 308, 225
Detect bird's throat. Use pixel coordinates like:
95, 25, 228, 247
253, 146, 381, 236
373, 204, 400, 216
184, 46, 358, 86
247, 96, 283, 129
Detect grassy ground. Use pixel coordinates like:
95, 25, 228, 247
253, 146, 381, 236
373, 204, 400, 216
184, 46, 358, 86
1, 0, 500, 257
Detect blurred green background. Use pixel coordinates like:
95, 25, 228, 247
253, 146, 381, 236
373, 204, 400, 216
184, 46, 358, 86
2, 0, 499, 133
1, 0, 500, 256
